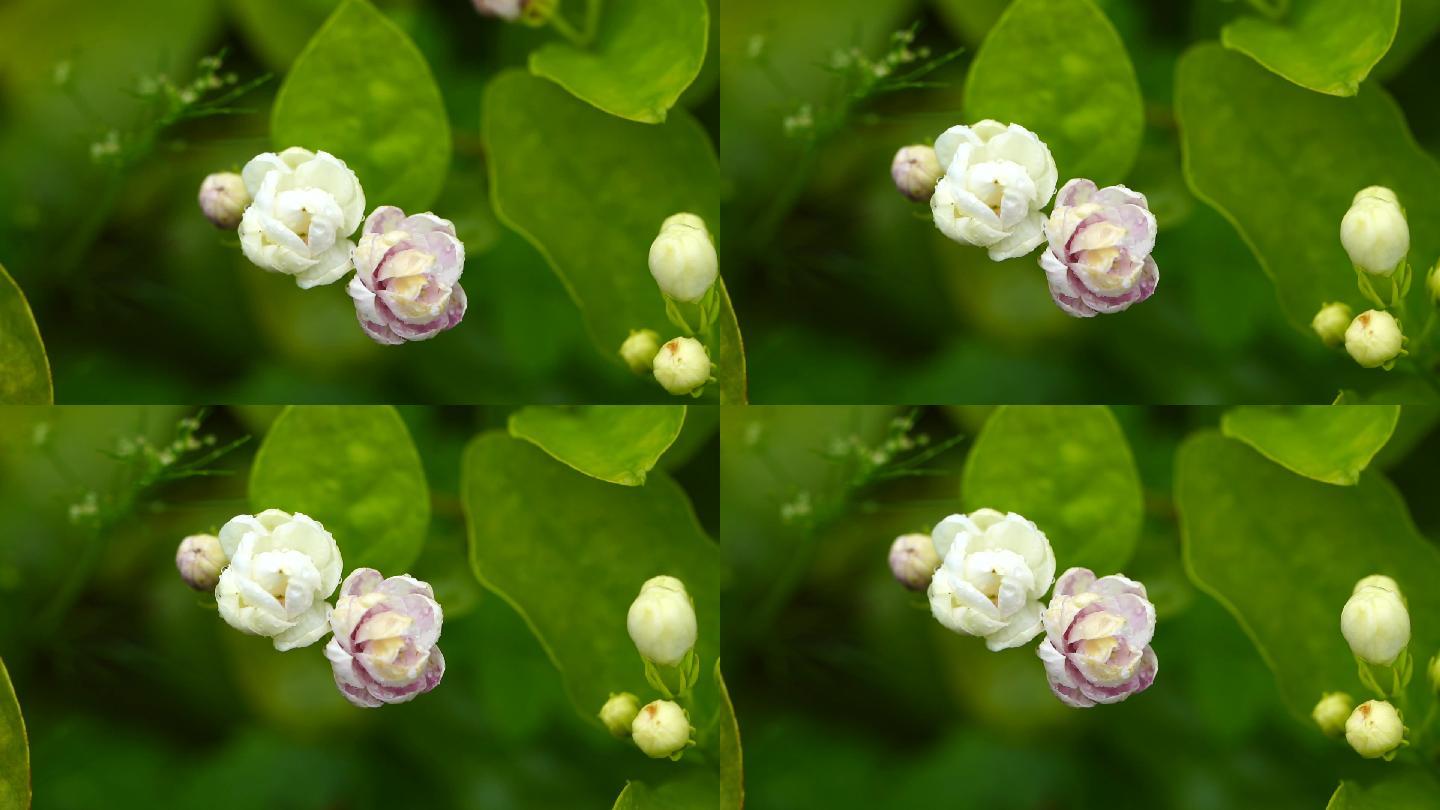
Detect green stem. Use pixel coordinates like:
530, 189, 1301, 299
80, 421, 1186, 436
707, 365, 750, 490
549, 8, 591, 47
583, 0, 603, 40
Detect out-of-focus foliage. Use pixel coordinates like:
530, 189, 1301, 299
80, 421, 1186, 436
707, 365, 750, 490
721, 0, 1440, 404
0, 0, 719, 404
0, 658, 28, 809
0, 263, 51, 405
0, 405, 721, 809
723, 405, 1440, 808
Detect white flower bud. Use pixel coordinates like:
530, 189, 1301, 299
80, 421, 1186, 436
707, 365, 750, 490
1312, 692, 1353, 736
891, 145, 941, 202
626, 575, 697, 666
1311, 302, 1352, 348
1341, 186, 1409, 276
175, 533, 227, 591
631, 699, 693, 759
888, 533, 939, 591
1341, 581, 1410, 665
619, 329, 662, 374
1354, 574, 1402, 596
648, 213, 718, 303
197, 172, 250, 229
599, 692, 641, 738
652, 337, 711, 396
1346, 700, 1405, 758
1345, 310, 1405, 369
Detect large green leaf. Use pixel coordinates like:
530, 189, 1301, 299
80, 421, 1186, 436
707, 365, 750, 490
484, 71, 743, 402
961, 406, 1142, 576
1328, 771, 1440, 810
963, 0, 1143, 184
249, 405, 430, 575
0, 658, 28, 810
1176, 43, 1440, 328
0, 263, 51, 405
1222, 0, 1400, 96
1220, 405, 1400, 485
462, 431, 720, 721
271, 0, 450, 212
718, 661, 742, 810
508, 405, 687, 486
612, 771, 718, 810
530, 0, 708, 124
1176, 431, 1440, 719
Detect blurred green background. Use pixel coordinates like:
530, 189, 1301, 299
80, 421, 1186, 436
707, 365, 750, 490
720, 0, 1440, 403
0, 405, 720, 809
0, 0, 718, 403
720, 405, 1440, 808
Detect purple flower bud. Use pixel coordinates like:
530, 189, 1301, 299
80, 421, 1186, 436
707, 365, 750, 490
197, 172, 250, 229
472, 0, 524, 19
175, 533, 227, 591
891, 145, 941, 203
324, 567, 445, 708
347, 206, 468, 345
888, 533, 939, 590
1039, 179, 1159, 317
1036, 567, 1157, 708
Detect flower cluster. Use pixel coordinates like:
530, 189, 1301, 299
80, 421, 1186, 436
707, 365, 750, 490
177, 511, 445, 708
617, 213, 722, 397
898, 121, 1158, 317
1312, 186, 1415, 370
202, 148, 467, 345
891, 507, 1159, 708
1309, 574, 1428, 761
595, 575, 703, 761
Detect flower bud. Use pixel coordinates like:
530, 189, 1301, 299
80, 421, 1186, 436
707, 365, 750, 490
887, 533, 939, 590
1345, 310, 1405, 369
197, 172, 250, 229
1346, 700, 1405, 759
1311, 302, 1352, 348
652, 337, 711, 396
1354, 574, 1402, 596
627, 575, 697, 666
474, 0, 555, 24
1341, 186, 1408, 276
599, 692, 641, 738
1312, 692, 1353, 736
175, 533, 227, 591
620, 329, 662, 374
631, 699, 693, 759
648, 214, 718, 303
891, 145, 942, 202
1341, 581, 1410, 665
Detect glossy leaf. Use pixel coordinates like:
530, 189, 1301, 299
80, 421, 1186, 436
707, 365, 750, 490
1220, 405, 1399, 485
964, 0, 1144, 184
1222, 0, 1399, 96
271, 0, 450, 212
462, 431, 720, 722
1176, 43, 1440, 327
961, 406, 1143, 576
1328, 771, 1440, 810
0, 658, 28, 810
1176, 431, 1440, 719
507, 405, 687, 486
612, 771, 718, 810
0, 263, 51, 404
249, 405, 430, 574
718, 661, 742, 810
530, 0, 708, 124
484, 71, 743, 402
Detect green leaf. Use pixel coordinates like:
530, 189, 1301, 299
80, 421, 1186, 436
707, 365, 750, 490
225, 0, 338, 71
507, 405, 687, 486
1176, 431, 1440, 719
530, 0, 708, 124
718, 662, 742, 810
249, 405, 430, 575
1220, 405, 1400, 485
462, 431, 719, 723
0, 262, 51, 404
484, 71, 744, 402
1329, 770, 1440, 810
612, 770, 718, 810
271, 0, 450, 212
1176, 43, 1440, 328
1222, 0, 1399, 97
0, 658, 29, 810
964, 0, 1144, 184
961, 406, 1143, 575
